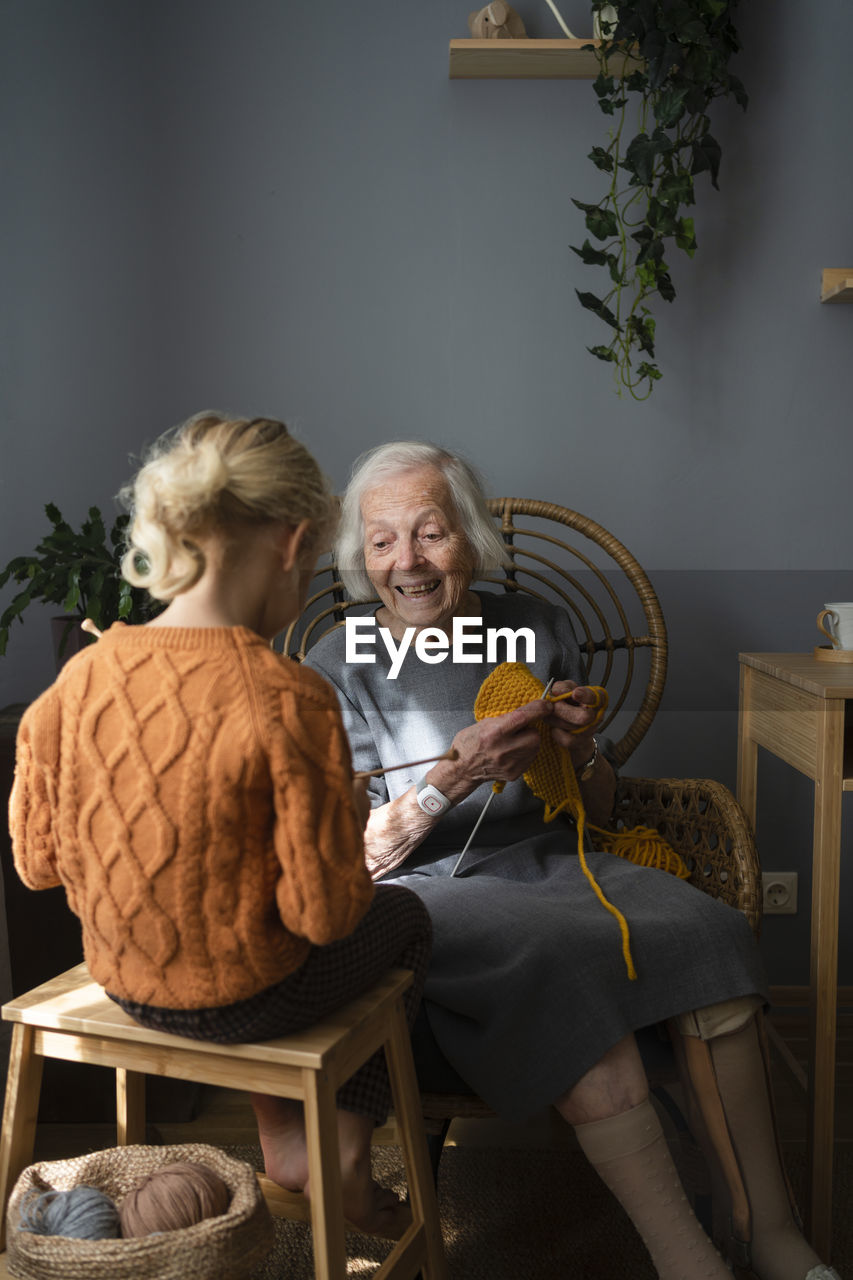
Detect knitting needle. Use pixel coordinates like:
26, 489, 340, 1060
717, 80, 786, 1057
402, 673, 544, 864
77, 623, 457, 781
353, 749, 458, 780
451, 677, 555, 877
449, 790, 495, 877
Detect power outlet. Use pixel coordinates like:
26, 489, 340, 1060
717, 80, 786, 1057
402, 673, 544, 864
762, 871, 798, 915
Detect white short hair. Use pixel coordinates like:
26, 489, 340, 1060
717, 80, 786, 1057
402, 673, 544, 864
336, 441, 510, 601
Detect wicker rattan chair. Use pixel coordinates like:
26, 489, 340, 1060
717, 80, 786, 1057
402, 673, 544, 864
282, 497, 762, 1164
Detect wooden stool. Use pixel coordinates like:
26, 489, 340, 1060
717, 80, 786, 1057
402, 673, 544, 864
0, 962, 447, 1279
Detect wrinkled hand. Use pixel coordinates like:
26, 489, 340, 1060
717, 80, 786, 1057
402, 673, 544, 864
449, 699, 554, 789
351, 777, 371, 829
548, 681, 599, 763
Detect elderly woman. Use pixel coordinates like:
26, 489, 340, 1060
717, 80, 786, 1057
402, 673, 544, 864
306, 441, 838, 1280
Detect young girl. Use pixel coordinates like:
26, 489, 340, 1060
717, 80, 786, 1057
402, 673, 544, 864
10, 412, 432, 1237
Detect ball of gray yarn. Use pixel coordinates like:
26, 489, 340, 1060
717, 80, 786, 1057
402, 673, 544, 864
19, 1185, 122, 1239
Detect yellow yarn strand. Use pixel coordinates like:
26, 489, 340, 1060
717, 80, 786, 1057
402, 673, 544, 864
474, 662, 690, 982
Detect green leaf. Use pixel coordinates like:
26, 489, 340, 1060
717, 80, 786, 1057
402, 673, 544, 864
627, 314, 657, 357
588, 145, 615, 173
572, 239, 611, 266
636, 361, 662, 382
625, 70, 648, 92
646, 197, 678, 236
704, 0, 728, 18
1, 589, 33, 631
587, 206, 620, 241
63, 566, 81, 614
657, 170, 695, 206
657, 272, 676, 302
625, 131, 673, 186
87, 507, 106, 547
608, 255, 623, 285
588, 345, 618, 363
678, 19, 712, 45
634, 232, 664, 265
576, 290, 621, 331
642, 31, 681, 89
654, 85, 689, 128
110, 514, 130, 548
117, 579, 133, 619
727, 73, 748, 109
576, 290, 603, 313
691, 133, 722, 187
676, 215, 697, 256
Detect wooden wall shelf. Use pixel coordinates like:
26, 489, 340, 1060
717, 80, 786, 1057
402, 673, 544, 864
821, 269, 853, 303
448, 37, 641, 79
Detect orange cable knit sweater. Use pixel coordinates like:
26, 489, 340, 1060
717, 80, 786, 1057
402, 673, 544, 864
9, 623, 374, 1009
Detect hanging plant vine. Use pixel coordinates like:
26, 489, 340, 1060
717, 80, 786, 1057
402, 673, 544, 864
572, 1, 747, 399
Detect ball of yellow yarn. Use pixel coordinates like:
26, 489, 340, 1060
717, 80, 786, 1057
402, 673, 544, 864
119, 1162, 231, 1238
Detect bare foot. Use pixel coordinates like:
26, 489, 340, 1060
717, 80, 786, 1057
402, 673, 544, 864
328, 1147, 412, 1239
251, 1095, 410, 1239
331, 1109, 412, 1238
249, 1093, 309, 1192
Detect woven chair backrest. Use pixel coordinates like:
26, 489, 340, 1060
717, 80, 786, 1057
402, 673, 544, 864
281, 497, 667, 769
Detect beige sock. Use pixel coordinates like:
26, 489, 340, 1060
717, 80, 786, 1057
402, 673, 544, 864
709, 1019, 823, 1280
574, 1099, 731, 1280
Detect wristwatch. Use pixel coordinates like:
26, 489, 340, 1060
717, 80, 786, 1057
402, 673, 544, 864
414, 774, 452, 817
579, 737, 599, 783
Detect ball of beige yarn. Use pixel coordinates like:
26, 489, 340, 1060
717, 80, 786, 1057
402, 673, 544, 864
119, 1162, 231, 1238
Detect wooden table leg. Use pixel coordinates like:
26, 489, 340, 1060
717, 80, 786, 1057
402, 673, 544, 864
736, 666, 758, 827
806, 701, 843, 1259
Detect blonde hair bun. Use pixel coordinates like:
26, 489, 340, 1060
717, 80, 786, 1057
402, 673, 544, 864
120, 413, 335, 601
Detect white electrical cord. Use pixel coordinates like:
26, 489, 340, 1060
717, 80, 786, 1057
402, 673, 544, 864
543, 0, 576, 39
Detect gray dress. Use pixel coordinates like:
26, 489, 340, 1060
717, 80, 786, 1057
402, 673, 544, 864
306, 591, 766, 1121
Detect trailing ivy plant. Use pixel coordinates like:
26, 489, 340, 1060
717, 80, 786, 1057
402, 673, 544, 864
572, 0, 747, 399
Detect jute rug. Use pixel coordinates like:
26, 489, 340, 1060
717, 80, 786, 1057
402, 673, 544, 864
230, 1143, 851, 1279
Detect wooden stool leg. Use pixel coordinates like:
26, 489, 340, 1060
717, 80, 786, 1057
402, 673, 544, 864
303, 1066, 347, 1280
116, 1068, 146, 1145
0, 1024, 44, 1251
384, 1000, 448, 1280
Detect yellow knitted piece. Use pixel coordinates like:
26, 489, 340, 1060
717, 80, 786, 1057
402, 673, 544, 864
474, 662, 690, 981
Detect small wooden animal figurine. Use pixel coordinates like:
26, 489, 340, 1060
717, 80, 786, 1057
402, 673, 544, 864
467, 2, 527, 39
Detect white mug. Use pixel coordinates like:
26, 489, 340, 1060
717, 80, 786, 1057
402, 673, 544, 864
816, 602, 853, 650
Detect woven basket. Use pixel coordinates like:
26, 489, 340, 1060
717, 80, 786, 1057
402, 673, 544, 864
6, 1143, 275, 1280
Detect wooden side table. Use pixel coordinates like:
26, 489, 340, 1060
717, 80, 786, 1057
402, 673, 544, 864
737, 652, 853, 1260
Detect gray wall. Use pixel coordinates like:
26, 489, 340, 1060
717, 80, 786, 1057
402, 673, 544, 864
1, 0, 851, 987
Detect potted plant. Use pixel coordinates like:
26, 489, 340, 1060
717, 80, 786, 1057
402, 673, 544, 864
572, 0, 747, 399
0, 504, 161, 664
